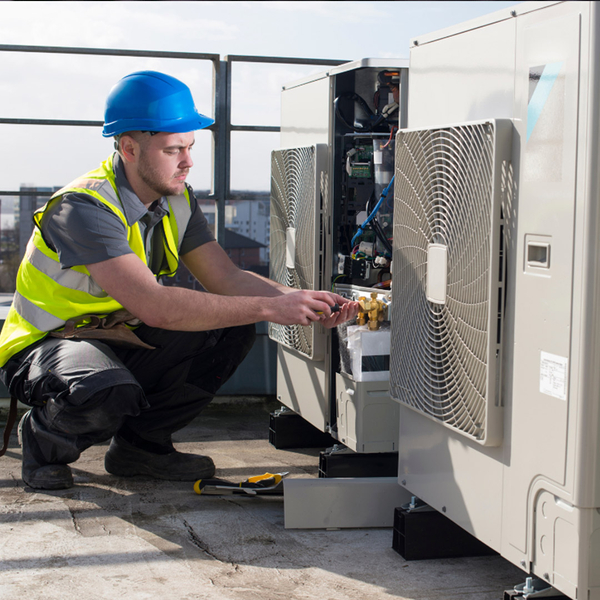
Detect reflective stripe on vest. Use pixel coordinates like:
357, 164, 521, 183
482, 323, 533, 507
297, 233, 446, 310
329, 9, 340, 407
27, 235, 107, 298
12, 291, 65, 333
0, 153, 192, 366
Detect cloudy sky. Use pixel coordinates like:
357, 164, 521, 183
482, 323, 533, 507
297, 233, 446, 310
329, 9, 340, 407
0, 0, 517, 200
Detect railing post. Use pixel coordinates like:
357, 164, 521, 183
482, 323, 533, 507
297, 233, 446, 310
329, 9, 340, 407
212, 58, 231, 246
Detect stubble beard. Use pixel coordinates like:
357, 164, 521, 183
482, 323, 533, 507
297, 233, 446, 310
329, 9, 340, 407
138, 152, 186, 198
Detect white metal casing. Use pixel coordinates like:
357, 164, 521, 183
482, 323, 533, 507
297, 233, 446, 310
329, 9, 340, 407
274, 59, 408, 449
395, 2, 600, 598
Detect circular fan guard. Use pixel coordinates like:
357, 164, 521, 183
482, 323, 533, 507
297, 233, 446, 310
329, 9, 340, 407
390, 123, 500, 442
269, 146, 319, 358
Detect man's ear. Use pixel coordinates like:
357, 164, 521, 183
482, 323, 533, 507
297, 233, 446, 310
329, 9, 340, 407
119, 134, 139, 163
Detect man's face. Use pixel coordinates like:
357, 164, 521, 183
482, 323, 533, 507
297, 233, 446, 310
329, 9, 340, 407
136, 131, 195, 198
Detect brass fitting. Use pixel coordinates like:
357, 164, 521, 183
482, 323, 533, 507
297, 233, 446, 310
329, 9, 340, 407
358, 292, 385, 330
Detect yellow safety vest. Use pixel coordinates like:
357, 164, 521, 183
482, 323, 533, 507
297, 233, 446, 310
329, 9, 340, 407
0, 154, 192, 367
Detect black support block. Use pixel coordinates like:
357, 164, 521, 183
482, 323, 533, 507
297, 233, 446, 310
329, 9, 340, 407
392, 506, 497, 560
318, 448, 398, 478
269, 410, 336, 449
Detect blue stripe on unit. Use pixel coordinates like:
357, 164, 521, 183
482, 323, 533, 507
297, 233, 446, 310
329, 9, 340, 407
527, 61, 564, 142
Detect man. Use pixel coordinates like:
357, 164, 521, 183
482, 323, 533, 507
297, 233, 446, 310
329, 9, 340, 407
0, 71, 358, 490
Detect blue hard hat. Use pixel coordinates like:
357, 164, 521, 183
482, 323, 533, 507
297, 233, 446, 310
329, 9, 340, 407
102, 70, 214, 137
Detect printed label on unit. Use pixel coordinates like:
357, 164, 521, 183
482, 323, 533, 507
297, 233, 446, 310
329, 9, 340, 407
539, 351, 568, 400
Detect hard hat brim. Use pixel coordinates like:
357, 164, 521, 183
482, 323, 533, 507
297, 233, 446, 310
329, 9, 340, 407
102, 112, 214, 138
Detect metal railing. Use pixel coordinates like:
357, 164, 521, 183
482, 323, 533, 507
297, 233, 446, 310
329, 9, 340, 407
0, 44, 347, 244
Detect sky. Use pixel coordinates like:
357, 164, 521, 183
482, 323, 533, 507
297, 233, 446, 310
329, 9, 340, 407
0, 0, 517, 215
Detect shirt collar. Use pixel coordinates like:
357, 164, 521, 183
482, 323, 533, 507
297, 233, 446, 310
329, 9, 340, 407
113, 153, 170, 226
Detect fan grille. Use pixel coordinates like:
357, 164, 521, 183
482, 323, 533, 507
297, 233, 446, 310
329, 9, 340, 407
269, 145, 324, 359
390, 121, 504, 444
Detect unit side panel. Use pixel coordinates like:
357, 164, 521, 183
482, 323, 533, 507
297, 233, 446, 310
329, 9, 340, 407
408, 20, 516, 128
276, 345, 328, 432
398, 406, 503, 550
280, 77, 331, 148
575, 0, 600, 511
503, 4, 581, 565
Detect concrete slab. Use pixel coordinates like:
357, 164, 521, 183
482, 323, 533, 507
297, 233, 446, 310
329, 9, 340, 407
284, 477, 412, 529
0, 399, 525, 600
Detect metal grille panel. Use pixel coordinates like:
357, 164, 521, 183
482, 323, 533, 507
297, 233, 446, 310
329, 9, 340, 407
390, 120, 510, 445
269, 145, 326, 359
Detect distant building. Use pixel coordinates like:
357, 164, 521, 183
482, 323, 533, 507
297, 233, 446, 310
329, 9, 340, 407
223, 228, 266, 271
162, 228, 267, 290
196, 196, 271, 265
17, 186, 60, 258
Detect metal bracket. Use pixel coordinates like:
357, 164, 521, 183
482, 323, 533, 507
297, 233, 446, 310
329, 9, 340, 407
513, 577, 567, 599
400, 495, 435, 513
274, 405, 295, 417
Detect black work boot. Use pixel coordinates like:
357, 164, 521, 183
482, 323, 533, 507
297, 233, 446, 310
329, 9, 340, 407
18, 411, 74, 490
104, 435, 215, 481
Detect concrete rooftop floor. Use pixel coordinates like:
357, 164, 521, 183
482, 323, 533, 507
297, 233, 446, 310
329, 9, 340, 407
0, 398, 526, 600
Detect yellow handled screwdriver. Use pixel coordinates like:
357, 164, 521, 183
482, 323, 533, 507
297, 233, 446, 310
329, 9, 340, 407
315, 303, 340, 316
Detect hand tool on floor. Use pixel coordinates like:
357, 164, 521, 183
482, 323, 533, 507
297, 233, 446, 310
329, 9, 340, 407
193, 472, 289, 496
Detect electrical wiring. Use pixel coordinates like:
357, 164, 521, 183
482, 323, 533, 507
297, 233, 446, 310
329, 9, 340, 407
334, 92, 397, 133
382, 126, 397, 149
351, 175, 395, 248
331, 274, 347, 291
365, 192, 393, 256
371, 214, 393, 256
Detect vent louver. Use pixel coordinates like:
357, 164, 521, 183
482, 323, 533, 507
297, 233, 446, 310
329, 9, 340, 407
390, 120, 511, 446
269, 145, 326, 360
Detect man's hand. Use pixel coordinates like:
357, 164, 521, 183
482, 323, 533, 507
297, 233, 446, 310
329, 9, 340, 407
266, 290, 359, 328
317, 299, 360, 329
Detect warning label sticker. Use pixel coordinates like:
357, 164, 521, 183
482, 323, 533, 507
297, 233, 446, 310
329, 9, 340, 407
540, 351, 568, 401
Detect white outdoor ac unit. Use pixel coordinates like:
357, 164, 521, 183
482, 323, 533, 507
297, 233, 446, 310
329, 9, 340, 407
392, 2, 600, 599
271, 59, 407, 448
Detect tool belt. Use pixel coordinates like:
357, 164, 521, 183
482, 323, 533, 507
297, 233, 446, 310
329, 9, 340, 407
48, 310, 155, 350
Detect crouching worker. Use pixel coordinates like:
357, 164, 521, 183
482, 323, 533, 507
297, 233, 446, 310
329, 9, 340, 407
0, 71, 359, 490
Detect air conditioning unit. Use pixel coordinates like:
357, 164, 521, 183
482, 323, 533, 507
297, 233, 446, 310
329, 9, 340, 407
270, 59, 407, 452
391, 2, 600, 599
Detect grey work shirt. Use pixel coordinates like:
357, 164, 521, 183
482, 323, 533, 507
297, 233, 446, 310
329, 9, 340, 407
40, 154, 215, 275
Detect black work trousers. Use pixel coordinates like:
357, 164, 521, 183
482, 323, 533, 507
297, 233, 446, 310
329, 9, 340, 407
1, 323, 256, 467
